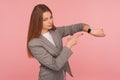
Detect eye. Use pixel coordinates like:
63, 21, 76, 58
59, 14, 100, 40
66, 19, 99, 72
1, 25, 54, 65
43, 18, 48, 21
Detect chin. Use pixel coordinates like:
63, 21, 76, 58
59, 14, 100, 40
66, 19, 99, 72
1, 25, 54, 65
48, 26, 53, 29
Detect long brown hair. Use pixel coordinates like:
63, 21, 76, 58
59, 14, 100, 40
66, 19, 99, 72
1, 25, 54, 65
27, 4, 56, 58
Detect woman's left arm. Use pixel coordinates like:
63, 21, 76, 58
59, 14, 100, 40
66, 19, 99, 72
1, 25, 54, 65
57, 23, 105, 37
57, 23, 89, 38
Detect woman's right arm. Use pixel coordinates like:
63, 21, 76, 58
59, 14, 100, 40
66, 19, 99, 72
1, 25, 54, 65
28, 40, 73, 71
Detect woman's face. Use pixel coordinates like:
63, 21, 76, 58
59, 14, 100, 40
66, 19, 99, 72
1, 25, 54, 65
42, 11, 53, 32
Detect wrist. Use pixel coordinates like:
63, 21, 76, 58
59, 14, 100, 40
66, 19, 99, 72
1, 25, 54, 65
66, 44, 72, 49
83, 25, 90, 32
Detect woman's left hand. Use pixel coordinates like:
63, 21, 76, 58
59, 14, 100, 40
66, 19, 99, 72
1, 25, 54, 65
90, 28, 106, 37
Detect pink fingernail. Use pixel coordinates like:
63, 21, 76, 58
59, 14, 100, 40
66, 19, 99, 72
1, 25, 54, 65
81, 33, 84, 35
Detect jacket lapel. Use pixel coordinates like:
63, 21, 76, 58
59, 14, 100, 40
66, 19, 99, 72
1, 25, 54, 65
39, 30, 61, 55
40, 35, 57, 49
49, 30, 61, 49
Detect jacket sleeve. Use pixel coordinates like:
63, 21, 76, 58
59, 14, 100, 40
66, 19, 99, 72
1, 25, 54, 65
28, 41, 72, 71
57, 23, 88, 38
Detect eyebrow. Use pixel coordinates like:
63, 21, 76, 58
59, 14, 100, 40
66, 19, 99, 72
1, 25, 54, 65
43, 15, 52, 19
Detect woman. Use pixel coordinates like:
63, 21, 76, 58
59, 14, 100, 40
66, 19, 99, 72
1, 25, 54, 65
27, 4, 105, 80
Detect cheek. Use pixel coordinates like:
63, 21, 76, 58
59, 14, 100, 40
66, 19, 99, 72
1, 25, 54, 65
43, 22, 47, 26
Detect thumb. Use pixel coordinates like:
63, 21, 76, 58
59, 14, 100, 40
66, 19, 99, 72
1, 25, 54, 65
73, 33, 84, 38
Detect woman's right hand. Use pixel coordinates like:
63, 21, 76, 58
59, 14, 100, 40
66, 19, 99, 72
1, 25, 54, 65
66, 33, 83, 49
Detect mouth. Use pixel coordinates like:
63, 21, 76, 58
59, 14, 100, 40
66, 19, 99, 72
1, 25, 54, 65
48, 25, 52, 27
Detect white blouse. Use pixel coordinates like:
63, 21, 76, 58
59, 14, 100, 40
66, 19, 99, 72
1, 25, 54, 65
42, 31, 56, 46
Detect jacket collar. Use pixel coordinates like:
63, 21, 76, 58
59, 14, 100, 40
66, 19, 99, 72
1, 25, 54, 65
39, 30, 60, 52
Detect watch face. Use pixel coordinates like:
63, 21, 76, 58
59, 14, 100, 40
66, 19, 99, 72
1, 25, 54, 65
88, 28, 91, 33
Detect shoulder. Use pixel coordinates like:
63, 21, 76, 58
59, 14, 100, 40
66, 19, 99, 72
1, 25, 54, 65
28, 38, 42, 47
54, 26, 65, 33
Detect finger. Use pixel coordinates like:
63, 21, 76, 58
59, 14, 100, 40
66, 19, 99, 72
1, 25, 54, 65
67, 36, 71, 40
80, 33, 84, 36
99, 33, 106, 37
73, 33, 84, 38
102, 33, 105, 36
74, 34, 80, 39
101, 28, 103, 31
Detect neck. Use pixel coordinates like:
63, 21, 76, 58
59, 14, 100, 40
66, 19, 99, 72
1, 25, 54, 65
41, 29, 48, 35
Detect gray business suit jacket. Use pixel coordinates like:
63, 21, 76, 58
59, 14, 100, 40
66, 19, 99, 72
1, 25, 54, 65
28, 23, 87, 80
